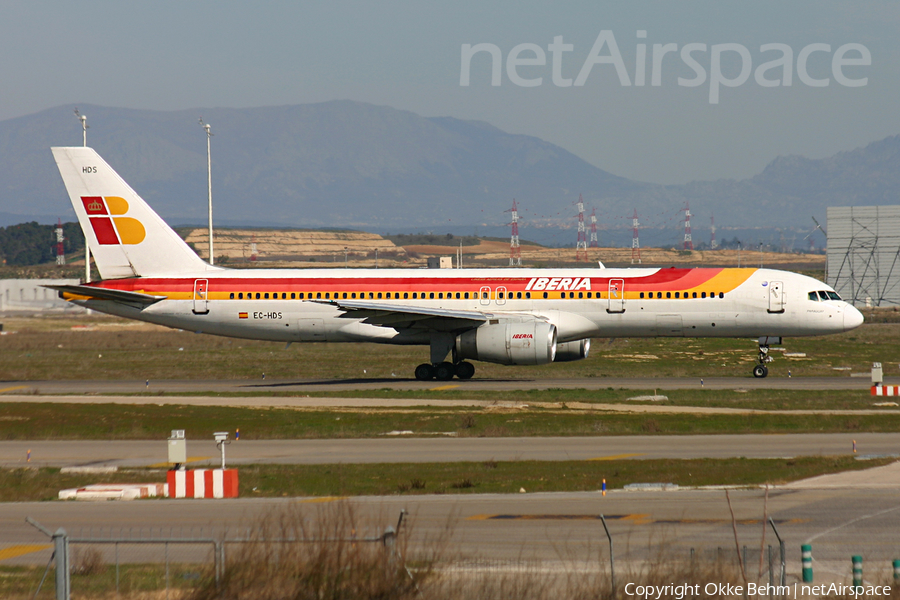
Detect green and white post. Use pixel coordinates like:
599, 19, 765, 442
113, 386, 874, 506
852, 556, 862, 590
892, 559, 899, 581
801, 544, 813, 583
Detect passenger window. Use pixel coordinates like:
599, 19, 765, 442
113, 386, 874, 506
291, 293, 296, 299
674, 292, 680, 299
640, 292, 645, 299
525, 292, 531, 299
719, 292, 724, 299
464, 292, 469, 299
666, 292, 671, 299
316, 292, 321, 299
351, 293, 356, 299
657, 292, 662, 299
497, 292, 503, 299
587, 292, 592, 299
438, 293, 443, 299
386, 292, 392, 299
343, 293, 347, 299
377, 292, 383, 299
368, 292, 374, 299
701, 292, 707, 298
692, 292, 697, 298
404, 292, 409, 299
543, 292, 548, 299
412, 292, 417, 299
324, 293, 329, 299
430, 292, 435, 299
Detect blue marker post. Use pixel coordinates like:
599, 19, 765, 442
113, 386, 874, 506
235, 428, 240, 441
602, 478, 607, 497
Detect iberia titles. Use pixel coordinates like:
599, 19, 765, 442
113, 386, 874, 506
524, 277, 592, 291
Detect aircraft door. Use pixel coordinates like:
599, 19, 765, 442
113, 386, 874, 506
608, 279, 625, 313
192, 279, 209, 315
768, 281, 785, 314
479, 286, 491, 306
496, 286, 507, 306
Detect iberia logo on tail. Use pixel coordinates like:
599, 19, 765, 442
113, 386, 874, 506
81, 196, 146, 245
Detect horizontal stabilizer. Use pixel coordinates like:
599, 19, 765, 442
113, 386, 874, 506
44, 284, 165, 306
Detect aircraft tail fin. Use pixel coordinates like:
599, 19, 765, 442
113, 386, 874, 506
51, 146, 211, 279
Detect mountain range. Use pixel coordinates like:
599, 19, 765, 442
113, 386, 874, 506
1, 101, 897, 231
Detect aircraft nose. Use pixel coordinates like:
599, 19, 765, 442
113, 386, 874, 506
843, 305, 864, 331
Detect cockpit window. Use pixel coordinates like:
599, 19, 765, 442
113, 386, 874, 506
808, 292, 819, 301
818, 291, 830, 301
826, 291, 841, 301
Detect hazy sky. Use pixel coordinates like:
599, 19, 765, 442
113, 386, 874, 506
2, 1, 898, 184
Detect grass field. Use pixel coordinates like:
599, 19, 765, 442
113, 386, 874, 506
2, 400, 898, 440
1, 314, 898, 381
0, 456, 887, 502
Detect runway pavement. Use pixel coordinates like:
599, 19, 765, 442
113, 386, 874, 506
3, 433, 898, 468
3, 486, 900, 571
2, 375, 895, 396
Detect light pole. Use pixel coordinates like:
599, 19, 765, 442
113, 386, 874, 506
199, 118, 214, 265
74, 108, 91, 282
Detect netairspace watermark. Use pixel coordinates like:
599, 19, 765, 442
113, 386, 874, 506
460, 31, 871, 104
624, 582, 892, 599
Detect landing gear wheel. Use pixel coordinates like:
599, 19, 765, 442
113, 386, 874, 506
752, 364, 769, 378
434, 362, 456, 381
455, 361, 475, 380
414, 363, 435, 381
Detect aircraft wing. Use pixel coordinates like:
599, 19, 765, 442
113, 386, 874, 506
44, 284, 166, 307
313, 299, 505, 332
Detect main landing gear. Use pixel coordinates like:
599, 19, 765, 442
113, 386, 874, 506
415, 361, 476, 381
752, 336, 780, 378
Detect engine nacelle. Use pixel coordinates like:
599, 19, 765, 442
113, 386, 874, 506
456, 321, 557, 365
554, 338, 590, 362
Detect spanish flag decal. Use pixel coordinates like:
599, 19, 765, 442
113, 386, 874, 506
238, 312, 248, 319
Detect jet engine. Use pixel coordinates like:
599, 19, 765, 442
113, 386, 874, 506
456, 321, 557, 365
554, 338, 591, 362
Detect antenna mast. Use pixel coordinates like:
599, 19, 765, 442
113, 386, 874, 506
631, 209, 642, 264
575, 194, 588, 261
683, 202, 694, 251
507, 199, 522, 267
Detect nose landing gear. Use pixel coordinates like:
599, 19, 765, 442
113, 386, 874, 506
752, 336, 780, 378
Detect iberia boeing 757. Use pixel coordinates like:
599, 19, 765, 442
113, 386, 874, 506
49, 147, 863, 380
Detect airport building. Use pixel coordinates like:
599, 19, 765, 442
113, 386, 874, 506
827, 205, 900, 307
0, 278, 84, 314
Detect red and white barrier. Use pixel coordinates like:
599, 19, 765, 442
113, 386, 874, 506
166, 469, 238, 498
871, 386, 900, 397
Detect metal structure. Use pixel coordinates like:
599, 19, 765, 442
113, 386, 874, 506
827, 205, 900, 307
683, 202, 693, 251
55, 219, 65, 265
74, 108, 90, 282
507, 199, 521, 266
575, 194, 588, 261
199, 118, 214, 265
589, 208, 599, 248
631, 209, 642, 264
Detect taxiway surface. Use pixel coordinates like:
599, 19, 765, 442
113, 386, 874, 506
2, 433, 896, 468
